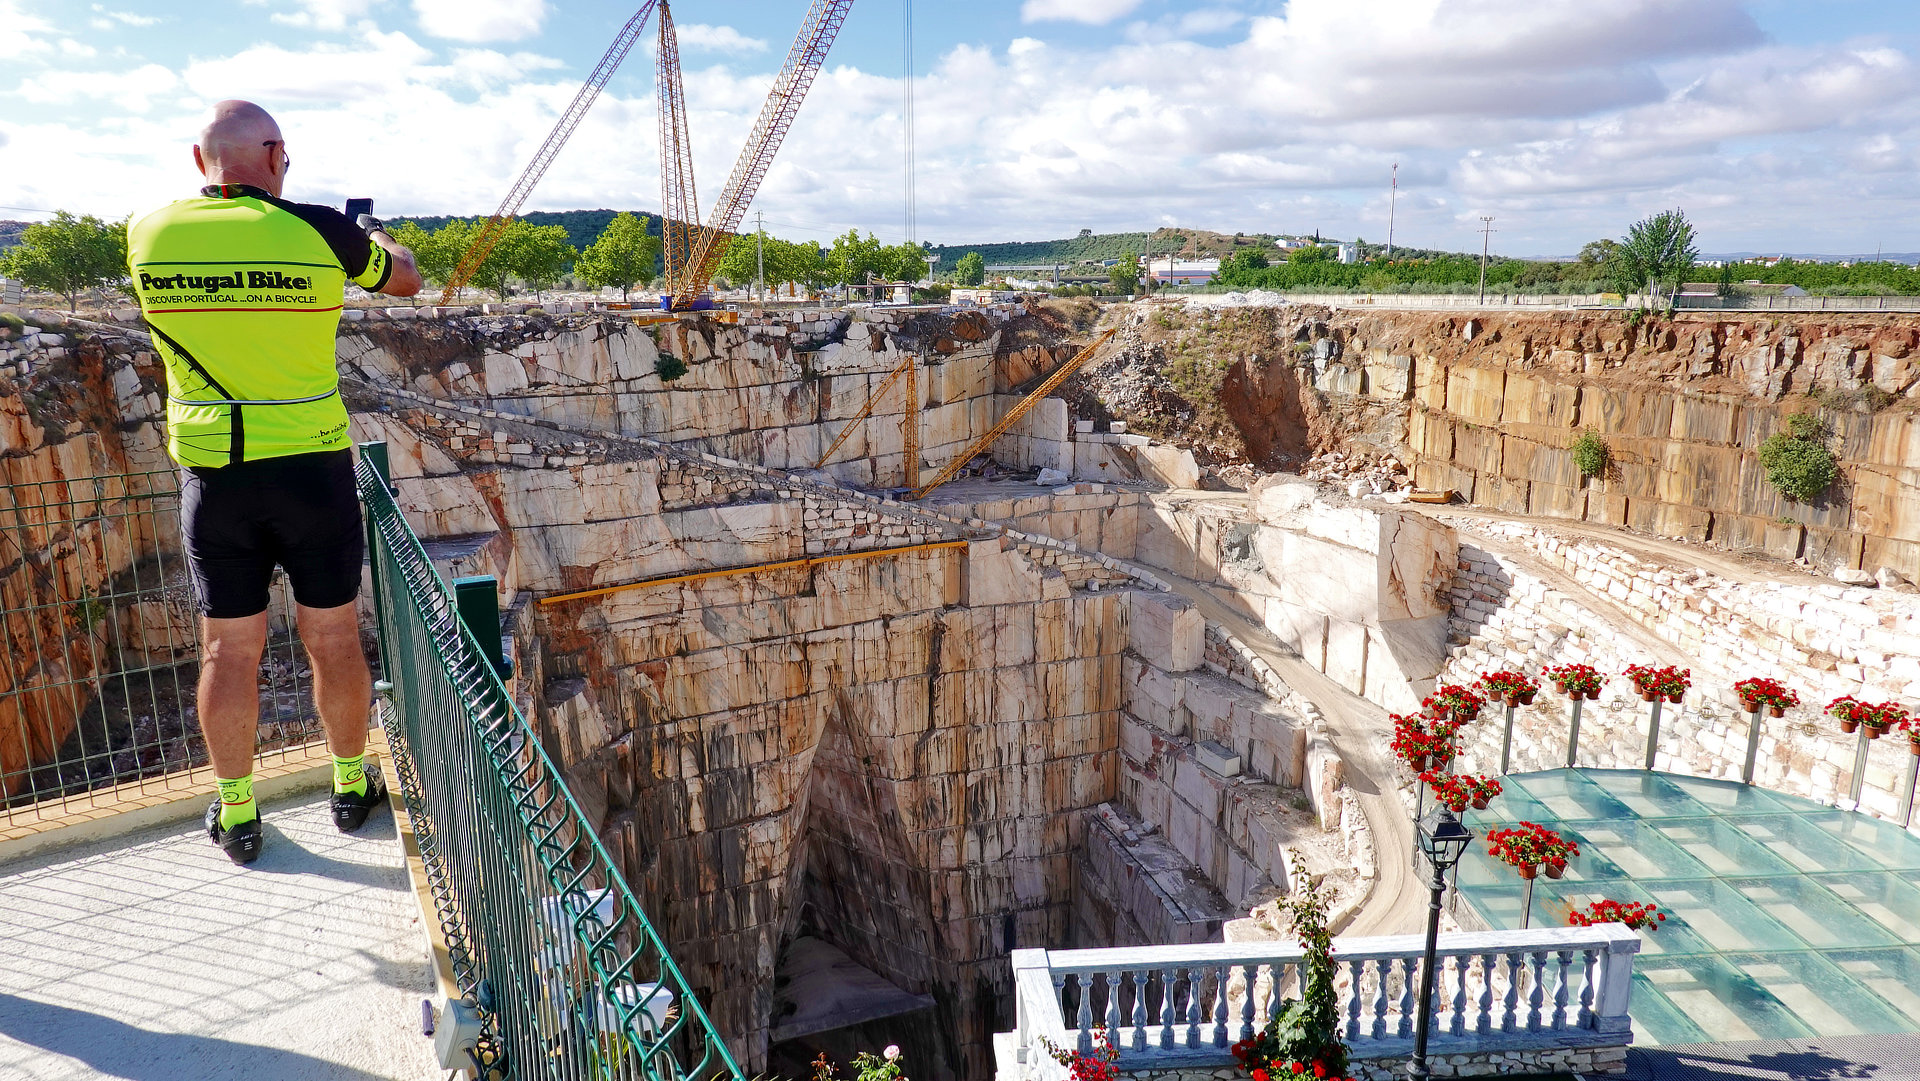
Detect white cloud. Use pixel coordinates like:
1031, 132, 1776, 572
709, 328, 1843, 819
89, 5, 160, 27
183, 27, 434, 102
243, 0, 383, 32
412, 0, 548, 43
1021, 0, 1145, 25
10, 63, 180, 114
674, 24, 769, 54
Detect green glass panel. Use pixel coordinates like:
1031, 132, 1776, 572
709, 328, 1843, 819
1652, 818, 1800, 877
1632, 954, 1815, 1043
1802, 873, 1920, 944
1574, 769, 1711, 819
1652, 772, 1799, 816
1720, 950, 1914, 1037
1554, 818, 1713, 882
1730, 814, 1890, 873
1721, 875, 1899, 949
1799, 809, 1920, 870
1640, 879, 1804, 952
1626, 973, 1710, 1045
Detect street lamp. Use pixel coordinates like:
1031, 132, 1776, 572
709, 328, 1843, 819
1409, 805, 1474, 1081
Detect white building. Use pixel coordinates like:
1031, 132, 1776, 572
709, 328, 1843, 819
1147, 257, 1221, 285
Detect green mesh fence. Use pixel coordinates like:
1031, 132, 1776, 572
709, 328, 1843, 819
359, 453, 744, 1081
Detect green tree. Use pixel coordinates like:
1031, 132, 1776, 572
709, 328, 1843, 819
880, 241, 932, 285
954, 251, 986, 286
1109, 251, 1140, 294
1612, 209, 1699, 297
1, 211, 129, 311
498, 222, 576, 302
387, 221, 451, 283
574, 211, 660, 303
828, 230, 889, 294
1216, 249, 1269, 281
1576, 239, 1619, 267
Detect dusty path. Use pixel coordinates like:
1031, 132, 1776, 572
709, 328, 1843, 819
1152, 570, 1428, 937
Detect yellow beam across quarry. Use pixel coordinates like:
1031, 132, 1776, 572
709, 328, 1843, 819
907, 327, 1118, 501
536, 539, 969, 606
813, 354, 914, 469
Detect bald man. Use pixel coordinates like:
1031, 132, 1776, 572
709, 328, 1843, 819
127, 100, 423, 864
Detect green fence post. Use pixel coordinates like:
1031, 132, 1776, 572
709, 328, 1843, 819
359, 440, 393, 680
454, 576, 511, 680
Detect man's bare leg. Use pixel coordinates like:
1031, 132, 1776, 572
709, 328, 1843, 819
201, 614, 269, 830
297, 600, 384, 831
296, 600, 371, 762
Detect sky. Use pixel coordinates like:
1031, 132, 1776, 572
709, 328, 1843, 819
4, 0, 1919, 258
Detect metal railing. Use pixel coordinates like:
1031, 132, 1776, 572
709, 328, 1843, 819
359, 447, 744, 1081
1, 468, 323, 824
1006, 925, 1639, 1079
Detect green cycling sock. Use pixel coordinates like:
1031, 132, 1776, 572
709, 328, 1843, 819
333, 753, 368, 797
216, 774, 257, 830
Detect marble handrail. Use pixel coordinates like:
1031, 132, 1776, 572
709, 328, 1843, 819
1006, 925, 1639, 1077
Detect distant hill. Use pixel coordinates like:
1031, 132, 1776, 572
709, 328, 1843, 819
386, 208, 662, 255
926, 227, 1311, 271
0, 220, 28, 251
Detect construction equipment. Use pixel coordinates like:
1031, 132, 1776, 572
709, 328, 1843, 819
907, 328, 1118, 500
437, 2, 660, 304
814, 354, 914, 469
655, 2, 704, 307
659, 0, 855, 310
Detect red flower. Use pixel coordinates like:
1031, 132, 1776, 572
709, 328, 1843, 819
1314, 1064, 1327, 1078
1252, 1071, 1268, 1081
1293, 1063, 1305, 1075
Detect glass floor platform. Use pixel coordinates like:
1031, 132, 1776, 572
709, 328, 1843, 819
1453, 768, 1920, 1046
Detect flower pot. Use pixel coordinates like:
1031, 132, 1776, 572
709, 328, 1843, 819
1840, 718, 1860, 734
1667, 693, 1684, 704
1864, 722, 1887, 740
1515, 863, 1538, 880
1768, 705, 1785, 718
1639, 690, 1656, 702
1544, 862, 1566, 880
1503, 693, 1521, 708
1454, 710, 1476, 726
1585, 689, 1600, 701
1410, 754, 1429, 773
1908, 739, 1920, 758
1471, 794, 1490, 810
1519, 691, 1536, 706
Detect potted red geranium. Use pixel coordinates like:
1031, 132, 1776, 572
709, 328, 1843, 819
1428, 683, 1487, 724
1421, 771, 1500, 812
1568, 899, 1666, 933
1736, 677, 1799, 717
1543, 663, 1605, 701
1478, 670, 1539, 707
1904, 718, 1920, 758
1624, 664, 1690, 704
1486, 822, 1579, 880
1828, 695, 1867, 735
1863, 702, 1909, 740
1391, 712, 1457, 773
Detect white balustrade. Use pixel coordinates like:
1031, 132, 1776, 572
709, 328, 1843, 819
1004, 925, 1639, 1079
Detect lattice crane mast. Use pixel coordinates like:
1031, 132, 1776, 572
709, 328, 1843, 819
437, 2, 660, 305
656, 1, 700, 295
659, 0, 856, 311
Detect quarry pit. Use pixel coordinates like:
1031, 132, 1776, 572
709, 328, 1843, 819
3, 297, 1918, 1078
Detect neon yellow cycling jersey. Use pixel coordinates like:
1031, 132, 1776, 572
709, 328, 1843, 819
128, 184, 392, 467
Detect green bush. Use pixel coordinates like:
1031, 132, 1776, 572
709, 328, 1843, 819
1570, 429, 1609, 478
1757, 413, 1839, 502
655, 355, 688, 383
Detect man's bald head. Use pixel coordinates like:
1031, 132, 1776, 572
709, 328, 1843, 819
193, 100, 287, 197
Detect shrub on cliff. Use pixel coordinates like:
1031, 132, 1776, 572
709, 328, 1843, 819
1758, 413, 1839, 502
1570, 429, 1608, 478
655, 355, 689, 383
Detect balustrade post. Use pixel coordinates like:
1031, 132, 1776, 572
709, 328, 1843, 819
1131, 971, 1149, 1052
1212, 967, 1230, 1047
1593, 930, 1640, 1039
1160, 967, 1178, 1049
1239, 964, 1257, 1042
1476, 953, 1495, 1035
1449, 955, 1468, 1037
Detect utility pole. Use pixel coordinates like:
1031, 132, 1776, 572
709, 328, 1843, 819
903, 0, 916, 249
1477, 216, 1495, 303
754, 209, 766, 303
1387, 162, 1398, 260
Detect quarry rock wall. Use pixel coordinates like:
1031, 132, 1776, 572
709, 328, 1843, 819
0, 316, 179, 796
1439, 519, 1920, 818
1102, 305, 1920, 580
335, 304, 1081, 491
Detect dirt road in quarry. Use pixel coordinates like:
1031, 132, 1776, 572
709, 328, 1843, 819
1150, 568, 1429, 938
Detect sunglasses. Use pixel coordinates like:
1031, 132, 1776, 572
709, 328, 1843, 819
263, 139, 291, 173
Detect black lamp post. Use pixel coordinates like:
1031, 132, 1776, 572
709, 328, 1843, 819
1408, 805, 1474, 1081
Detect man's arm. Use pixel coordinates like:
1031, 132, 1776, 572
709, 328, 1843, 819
367, 230, 423, 297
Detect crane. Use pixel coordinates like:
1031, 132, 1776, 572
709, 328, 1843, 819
656, 2, 701, 297
437, 2, 660, 305
658, 0, 855, 310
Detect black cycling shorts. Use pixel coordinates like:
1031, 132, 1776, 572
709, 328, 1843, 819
180, 449, 363, 619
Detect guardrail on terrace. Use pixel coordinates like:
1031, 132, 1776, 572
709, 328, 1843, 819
1005, 926, 1639, 1080
1, 468, 324, 825
358, 445, 744, 1081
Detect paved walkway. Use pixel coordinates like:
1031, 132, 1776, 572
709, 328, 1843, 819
0, 792, 440, 1081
